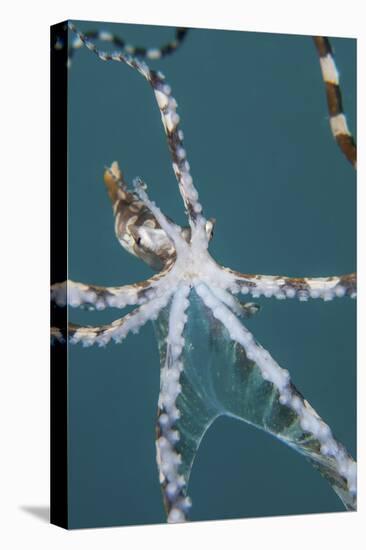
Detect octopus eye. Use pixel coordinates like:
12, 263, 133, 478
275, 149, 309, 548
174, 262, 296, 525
136, 236, 142, 246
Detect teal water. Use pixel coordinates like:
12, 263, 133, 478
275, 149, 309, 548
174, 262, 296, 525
66, 21, 356, 528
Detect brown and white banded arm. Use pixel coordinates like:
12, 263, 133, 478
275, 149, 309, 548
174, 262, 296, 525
51, 271, 168, 310
155, 284, 192, 523
53, 291, 173, 347
313, 36, 356, 168
223, 269, 356, 301
68, 22, 204, 229
68, 27, 188, 67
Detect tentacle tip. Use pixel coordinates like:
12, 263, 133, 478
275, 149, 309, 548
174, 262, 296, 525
132, 177, 147, 191
167, 508, 186, 523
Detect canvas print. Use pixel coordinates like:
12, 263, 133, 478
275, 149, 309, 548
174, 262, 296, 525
50, 20, 356, 528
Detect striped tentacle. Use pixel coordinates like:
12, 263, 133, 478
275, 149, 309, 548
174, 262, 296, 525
313, 36, 356, 168
51, 271, 168, 310
155, 283, 192, 523
222, 269, 356, 301
195, 282, 357, 501
68, 27, 188, 67
68, 22, 205, 230
61, 291, 173, 347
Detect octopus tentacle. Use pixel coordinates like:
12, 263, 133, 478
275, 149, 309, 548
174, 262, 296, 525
54, 291, 173, 347
221, 268, 356, 301
313, 36, 356, 168
68, 22, 204, 230
51, 271, 170, 310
